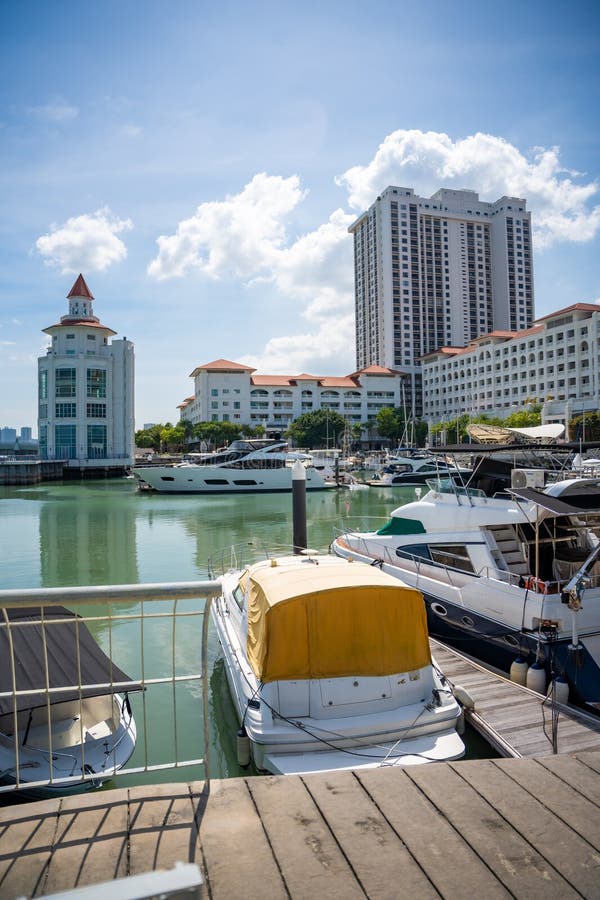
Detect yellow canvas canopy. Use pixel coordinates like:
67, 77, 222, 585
244, 559, 431, 683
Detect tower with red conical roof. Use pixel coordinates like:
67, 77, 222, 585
37, 276, 135, 474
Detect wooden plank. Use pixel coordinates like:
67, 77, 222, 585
408, 763, 579, 898
42, 790, 129, 896
303, 770, 439, 899
0, 796, 60, 899
453, 759, 600, 897
199, 776, 287, 900
494, 757, 600, 850
127, 783, 200, 876
540, 753, 600, 801
248, 775, 364, 900
357, 767, 511, 898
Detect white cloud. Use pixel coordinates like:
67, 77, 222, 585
0, 340, 16, 346
147, 130, 600, 376
238, 313, 355, 375
120, 123, 142, 138
148, 173, 306, 281
336, 130, 600, 249
27, 97, 79, 122
36, 208, 133, 273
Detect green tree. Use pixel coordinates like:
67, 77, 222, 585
570, 411, 600, 441
135, 423, 164, 449
504, 403, 542, 429
192, 421, 244, 448
376, 407, 404, 443
286, 409, 346, 448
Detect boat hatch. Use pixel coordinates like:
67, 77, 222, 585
319, 675, 392, 708
276, 680, 309, 717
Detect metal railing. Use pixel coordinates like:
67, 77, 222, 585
0, 579, 220, 795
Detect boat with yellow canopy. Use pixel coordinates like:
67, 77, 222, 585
212, 553, 465, 774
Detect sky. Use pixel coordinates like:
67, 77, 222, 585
1, 0, 599, 432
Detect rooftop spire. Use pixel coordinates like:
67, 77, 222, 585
67, 273, 94, 301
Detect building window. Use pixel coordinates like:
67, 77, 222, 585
39, 403, 47, 418
87, 368, 106, 398
87, 424, 107, 459
87, 334, 96, 341
86, 403, 106, 418
55, 402, 76, 418
211, 389, 218, 396
55, 424, 77, 459
39, 370, 48, 400
39, 425, 48, 459
55, 368, 76, 397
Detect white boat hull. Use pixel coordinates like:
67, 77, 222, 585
0, 694, 137, 799
135, 464, 330, 493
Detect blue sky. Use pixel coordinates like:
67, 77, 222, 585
1, 0, 599, 430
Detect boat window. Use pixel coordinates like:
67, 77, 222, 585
395, 544, 432, 562
429, 544, 475, 573
160, 476, 175, 481
233, 479, 258, 485
233, 584, 245, 611
204, 478, 229, 485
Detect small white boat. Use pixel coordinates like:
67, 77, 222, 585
0, 607, 138, 799
134, 439, 331, 494
212, 554, 465, 775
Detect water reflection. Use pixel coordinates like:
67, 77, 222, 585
39, 481, 139, 587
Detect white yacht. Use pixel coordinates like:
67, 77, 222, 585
332, 477, 600, 711
211, 554, 465, 775
134, 440, 330, 494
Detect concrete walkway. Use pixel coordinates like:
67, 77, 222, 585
2, 750, 600, 898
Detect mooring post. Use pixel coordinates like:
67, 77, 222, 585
292, 460, 307, 554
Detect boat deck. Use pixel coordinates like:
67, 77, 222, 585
1, 752, 600, 898
431, 638, 600, 758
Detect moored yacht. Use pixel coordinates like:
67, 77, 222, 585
211, 553, 465, 775
134, 439, 330, 494
332, 477, 600, 711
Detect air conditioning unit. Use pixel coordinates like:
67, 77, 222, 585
511, 468, 545, 489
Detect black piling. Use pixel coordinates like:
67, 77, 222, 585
292, 460, 307, 554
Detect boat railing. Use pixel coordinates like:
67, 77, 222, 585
0, 579, 220, 796
208, 542, 324, 577
333, 529, 465, 589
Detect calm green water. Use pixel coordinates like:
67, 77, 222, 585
0, 478, 491, 788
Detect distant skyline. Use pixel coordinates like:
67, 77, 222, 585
1, 0, 599, 430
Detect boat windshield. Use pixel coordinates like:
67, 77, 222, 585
426, 477, 486, 498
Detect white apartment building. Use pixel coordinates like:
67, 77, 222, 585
38, 275, 135, 472
179, 359, 407, 430
422, 302, 599, 431
349, 186, 534, 415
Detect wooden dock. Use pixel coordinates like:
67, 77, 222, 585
431, 639, 600, 758
2, 752, 600, 898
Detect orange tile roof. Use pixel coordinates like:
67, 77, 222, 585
251, 375, 295, 386
534, 302, 600, 323
67, 274, 94, 300
320, 376, 360, 387
350, 364, 406, 377
43, 319, 117, 335
189, 358, 256, 377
